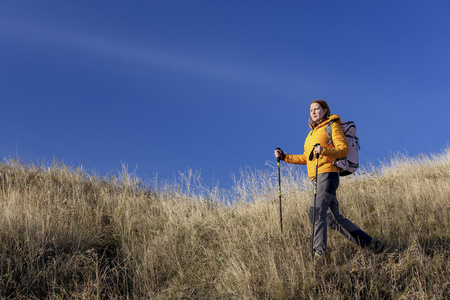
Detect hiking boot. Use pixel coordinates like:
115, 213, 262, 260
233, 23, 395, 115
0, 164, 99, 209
369, 239, 385, 254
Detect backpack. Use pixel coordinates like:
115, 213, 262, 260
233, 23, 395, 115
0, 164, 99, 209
326, 121, 359, 176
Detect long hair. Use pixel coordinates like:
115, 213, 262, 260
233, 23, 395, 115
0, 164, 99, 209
309, 99, 331, 124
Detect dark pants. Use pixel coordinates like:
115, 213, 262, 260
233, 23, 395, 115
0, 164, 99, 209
309, 172, 372, 256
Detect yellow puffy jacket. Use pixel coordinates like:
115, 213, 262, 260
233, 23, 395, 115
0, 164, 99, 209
284, 114, 348, 180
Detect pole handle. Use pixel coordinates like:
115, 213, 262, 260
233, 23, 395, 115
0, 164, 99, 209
276, 147, 281, 162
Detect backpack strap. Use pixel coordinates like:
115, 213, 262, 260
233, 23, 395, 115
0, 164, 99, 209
326, 121, 334, 146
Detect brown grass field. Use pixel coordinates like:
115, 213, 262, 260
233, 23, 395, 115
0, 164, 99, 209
0, 149, 448, 299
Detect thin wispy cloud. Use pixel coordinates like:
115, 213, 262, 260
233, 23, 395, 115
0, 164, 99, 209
0, 18, 305, 91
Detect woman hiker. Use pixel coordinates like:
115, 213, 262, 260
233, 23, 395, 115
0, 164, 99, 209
274, 100, 384, 263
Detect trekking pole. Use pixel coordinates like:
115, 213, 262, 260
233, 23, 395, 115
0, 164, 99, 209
309, 143, 321, 261
276, 148, 283, 233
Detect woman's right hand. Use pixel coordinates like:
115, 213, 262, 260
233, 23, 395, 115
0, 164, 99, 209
274, 148, 286, 161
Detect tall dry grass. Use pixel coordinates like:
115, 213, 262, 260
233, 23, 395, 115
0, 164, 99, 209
0, 149, 448, 299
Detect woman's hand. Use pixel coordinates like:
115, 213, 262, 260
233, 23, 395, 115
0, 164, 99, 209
274, 148, 286, 161
314, 145, 323, 154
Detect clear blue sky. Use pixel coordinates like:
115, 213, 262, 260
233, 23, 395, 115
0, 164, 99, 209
1, 1, 449, 189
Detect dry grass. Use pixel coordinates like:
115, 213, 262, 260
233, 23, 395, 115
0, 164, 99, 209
0, 149, 448, 299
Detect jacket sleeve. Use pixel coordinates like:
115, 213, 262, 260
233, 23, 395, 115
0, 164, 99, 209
284, 154, 307, 165
321, 122, 349, 159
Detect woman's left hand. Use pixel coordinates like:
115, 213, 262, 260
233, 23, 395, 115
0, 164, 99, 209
314, 145, 323, 154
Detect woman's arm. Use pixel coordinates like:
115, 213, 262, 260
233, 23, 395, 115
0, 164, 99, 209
285, 154, 307, 165
321, 122, 349, 159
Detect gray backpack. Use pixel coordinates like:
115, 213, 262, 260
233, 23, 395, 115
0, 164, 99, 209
326, 121, 359, 176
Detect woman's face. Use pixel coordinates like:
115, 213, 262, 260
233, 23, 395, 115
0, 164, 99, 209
310, 103, 327, 123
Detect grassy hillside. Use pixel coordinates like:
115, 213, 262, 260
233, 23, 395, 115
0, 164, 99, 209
0, 149, 448, 299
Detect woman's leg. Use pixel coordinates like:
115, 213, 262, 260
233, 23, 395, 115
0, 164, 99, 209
326, 181, 384, 252
309, 172, 339, 256
327, 198, 372, 246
